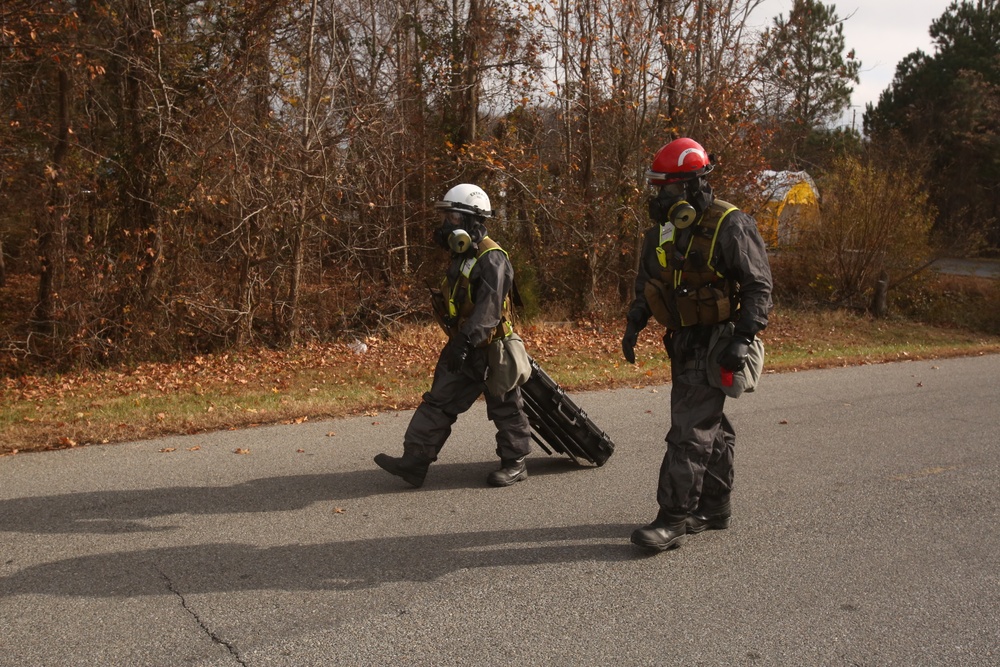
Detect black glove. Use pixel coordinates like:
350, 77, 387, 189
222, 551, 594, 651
716, 334, 753, 372
622, 319, 641, 364
446, 334, 472, 374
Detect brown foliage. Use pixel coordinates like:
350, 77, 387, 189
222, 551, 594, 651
1, 0, 772, 370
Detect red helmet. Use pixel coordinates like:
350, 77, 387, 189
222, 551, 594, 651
645, 138, 714, 185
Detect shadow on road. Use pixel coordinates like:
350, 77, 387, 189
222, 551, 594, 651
0, 522, 637, 598
0, 457, 590, 535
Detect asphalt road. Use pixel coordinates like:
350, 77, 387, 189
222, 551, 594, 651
931, 257, 1000, 279
2, 355, 999, 666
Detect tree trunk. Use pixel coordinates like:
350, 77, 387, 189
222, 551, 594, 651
32, 67, 71, 339
283, 0, 320, 346
871, 269, 889, 318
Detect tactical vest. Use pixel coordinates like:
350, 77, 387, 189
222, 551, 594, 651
643, 199, 740, 330
430, 237, 514, 344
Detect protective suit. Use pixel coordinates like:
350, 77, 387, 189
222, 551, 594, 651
375, 184, 531, 488
623, 139, 773, 551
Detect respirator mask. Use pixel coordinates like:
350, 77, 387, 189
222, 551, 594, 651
434, 211, 475, 254
647, 181, 699, 229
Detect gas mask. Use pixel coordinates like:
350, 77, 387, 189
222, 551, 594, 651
434, 211, 478, 254
647, 181, 699, 229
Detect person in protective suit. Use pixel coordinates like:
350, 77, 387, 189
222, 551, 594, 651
374, 184, 532, 488
622, 138, 773, 552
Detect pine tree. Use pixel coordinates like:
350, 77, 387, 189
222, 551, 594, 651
762, 0, 860, 129
865, 0, 1000, 252
758, 0, 861, 170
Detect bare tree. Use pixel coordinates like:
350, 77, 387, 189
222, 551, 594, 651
1, 0, 779, 368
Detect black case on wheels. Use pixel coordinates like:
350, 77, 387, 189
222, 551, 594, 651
519, 358, 615, 466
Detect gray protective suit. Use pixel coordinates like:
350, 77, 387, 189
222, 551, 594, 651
628, 202, 773, 516
404, 242, 532, 461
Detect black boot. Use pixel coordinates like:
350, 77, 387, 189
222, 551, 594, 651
486, 456, 528, 487
630, 510, 687, 552
374, 445, 434, 488
686, 499, 731, 534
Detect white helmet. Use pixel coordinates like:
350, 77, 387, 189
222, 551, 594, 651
434, 183, 492, 218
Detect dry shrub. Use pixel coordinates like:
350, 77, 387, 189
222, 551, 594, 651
893, 272, 1000, 335
776, 154, 933, 312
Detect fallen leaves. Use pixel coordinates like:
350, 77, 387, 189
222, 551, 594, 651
234, 448, 250, 455
4, 312, 1000, 455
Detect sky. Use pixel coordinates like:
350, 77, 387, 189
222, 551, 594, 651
752, 0, 957, 131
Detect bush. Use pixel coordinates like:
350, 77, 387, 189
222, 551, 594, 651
775, 154, 933, 313
894, 272, 1000, 335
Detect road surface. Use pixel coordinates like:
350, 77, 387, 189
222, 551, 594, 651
2, 355, 999, 666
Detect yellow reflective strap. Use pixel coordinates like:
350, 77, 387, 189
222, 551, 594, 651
448, 277, 460, 318
670, 206, 739, 286
464, 242, 507, 304
709, 207, 738, 277
445, 238, 513, 324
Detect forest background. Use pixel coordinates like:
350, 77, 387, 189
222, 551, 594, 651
2, 0, 999, 453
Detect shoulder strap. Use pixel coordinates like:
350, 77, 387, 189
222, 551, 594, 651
703, 200, 739, 271
673, 201, 740, 284
477, 237, 501, 255
459, 236, 507, 278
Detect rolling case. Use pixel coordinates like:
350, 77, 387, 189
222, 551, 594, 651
519, 358, 615, 466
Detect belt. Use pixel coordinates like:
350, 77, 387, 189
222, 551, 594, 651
682, 358, 706, 371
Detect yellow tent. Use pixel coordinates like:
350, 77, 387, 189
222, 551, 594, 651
754, 171, 820, 247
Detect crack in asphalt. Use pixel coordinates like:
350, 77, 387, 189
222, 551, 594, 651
156, 567, 248, 666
